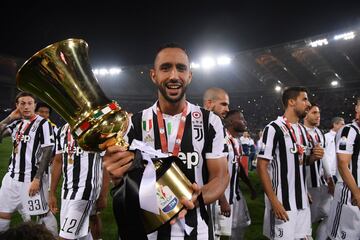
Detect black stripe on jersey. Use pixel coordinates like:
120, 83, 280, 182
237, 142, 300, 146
181, 113, 198, 239
268, 125, 279, 194
47, 121, 54, 143
10, 121, 24, 179
229, 162, 236, 205
205, 119, 216, 154
200, 109, 215, 239
82, 153, 94, 200
310, 164, 317, 187
201, 108, 210, 185
270, 123, 291, 211
152, 111, 162, 150
180, 114, 195, 181
127, 111, 143, 145
30, 119, 47, 181
307, 128, 323, 188
70, 152, 81, 200
20, 119, 38, 182
63, 152, 69, 199
262, 126, 269, 145
307, 130, 319, 188
259, 126, 269, 155
350, 125, 360, 185
341, 126, 351, 138
56, 128, 62, 152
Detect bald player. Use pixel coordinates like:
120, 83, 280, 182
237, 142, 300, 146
203, 87, 230, 119
203, 87, 256, 240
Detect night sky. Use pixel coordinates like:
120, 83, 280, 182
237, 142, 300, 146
1, 1, 360, 67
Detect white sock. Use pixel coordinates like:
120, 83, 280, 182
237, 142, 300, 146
38, 211, 58, 236
0, 218, 10, 232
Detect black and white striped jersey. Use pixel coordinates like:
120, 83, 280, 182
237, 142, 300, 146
224, 131, 240, 205
126, 101, 228, 239
56, 124, 103, 201
336, 122, 360, 188
6, 115, 55, 182
305, 126, 327, 188
258, 116, 310, 211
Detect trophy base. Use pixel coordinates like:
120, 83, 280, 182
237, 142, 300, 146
143, 158, 193, 234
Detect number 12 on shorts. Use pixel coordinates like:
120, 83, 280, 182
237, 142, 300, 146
61, 217, 78, 233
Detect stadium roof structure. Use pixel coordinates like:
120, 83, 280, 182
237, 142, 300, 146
0, 26, 360, 110
95, 26, 360, 105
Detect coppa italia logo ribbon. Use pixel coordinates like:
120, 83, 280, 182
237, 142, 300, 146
157, 185, 178, 213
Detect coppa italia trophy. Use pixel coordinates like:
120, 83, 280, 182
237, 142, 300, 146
16, 39, 195, 239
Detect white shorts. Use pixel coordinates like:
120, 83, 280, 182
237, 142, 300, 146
263, 207, 311, 239
231, 190, 251, 229
60, 198, 95, 239
308, 185, 333, 223
326, 183, 360, 240
214, 204, 233, 236
0, 173, 49, 215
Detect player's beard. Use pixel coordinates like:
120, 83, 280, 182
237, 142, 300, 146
295, 108, 308, 119
158, 79, 187, 103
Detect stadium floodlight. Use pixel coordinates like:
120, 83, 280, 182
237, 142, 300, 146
334, 31, 355, 40
309, 38, 328, 47
330, 80, 339, 86
274, 85, 282, 92
190, 62, 200, 69
217, 56, 232, 65
109, 67, 122, 75
201, 57, 216, 69
98, 68, 108, 76
93, 67, 122, 76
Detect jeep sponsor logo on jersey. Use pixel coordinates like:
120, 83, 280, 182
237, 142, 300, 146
178, 151, 200, 169
65, 144, 84, 156
20, 135, 31, 143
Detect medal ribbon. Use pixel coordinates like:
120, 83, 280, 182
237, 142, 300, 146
14, 115, 37, 152
156, 103, 188, 157
283, 116, 304, 155
67, 126, 76, 160
226, 130, 240, 162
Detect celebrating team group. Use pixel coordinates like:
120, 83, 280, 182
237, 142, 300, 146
0, 42, 359, 240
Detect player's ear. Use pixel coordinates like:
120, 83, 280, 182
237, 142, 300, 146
150, 69, 156, 84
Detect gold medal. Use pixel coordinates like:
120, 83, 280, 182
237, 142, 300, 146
68, 157, 74, 165
14, 146, 18, 154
